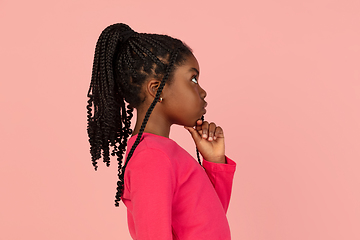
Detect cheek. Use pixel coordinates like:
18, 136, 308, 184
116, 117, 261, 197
169, 84, 191, 102
180, 87, 199, 106
165, 83, 202, 111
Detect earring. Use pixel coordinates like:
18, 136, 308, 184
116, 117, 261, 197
159, 97, 163, 103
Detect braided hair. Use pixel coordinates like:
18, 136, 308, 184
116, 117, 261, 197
86, 23, 202, 207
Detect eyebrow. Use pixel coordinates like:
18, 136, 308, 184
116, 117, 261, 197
190, 67, 199, 75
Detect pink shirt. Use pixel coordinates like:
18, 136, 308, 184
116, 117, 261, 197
122, 132, 236, 240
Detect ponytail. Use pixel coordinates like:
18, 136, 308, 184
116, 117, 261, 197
86, 23, 193, 206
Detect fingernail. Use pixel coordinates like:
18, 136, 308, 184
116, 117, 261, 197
203, 134, 207, 138
208, 137, 213, 141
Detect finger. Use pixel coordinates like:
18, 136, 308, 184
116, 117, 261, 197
184, 126, 202, 142
196, 119, 203, 131
208, 122, 216, 141
214, 126, 224, 140
201, 121, 209, 139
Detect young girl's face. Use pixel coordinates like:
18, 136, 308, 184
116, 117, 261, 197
161, 53, 207, 127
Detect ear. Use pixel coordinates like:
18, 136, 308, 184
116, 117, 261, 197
146, 79, 162, 99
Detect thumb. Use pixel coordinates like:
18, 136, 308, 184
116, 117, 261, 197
184, 126, 202, 143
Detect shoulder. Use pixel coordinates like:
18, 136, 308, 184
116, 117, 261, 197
125, 132, 194, 172
131, 133, 179, 157
141, 133, 178, 151
126, 133, 176, 169
124, 135, 178, 191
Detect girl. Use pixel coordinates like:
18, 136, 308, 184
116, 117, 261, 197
86, 23, 236, 240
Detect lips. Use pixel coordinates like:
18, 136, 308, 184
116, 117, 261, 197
202, 102, 207, 114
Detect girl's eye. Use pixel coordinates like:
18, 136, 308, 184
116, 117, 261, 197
191, 75, 198, 84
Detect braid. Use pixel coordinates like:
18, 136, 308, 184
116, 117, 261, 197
114, 50, 179, 206
87, 23, 193, 207
196, 115, 205, 165
131, 39, 166, 68
87, 23, 135, 171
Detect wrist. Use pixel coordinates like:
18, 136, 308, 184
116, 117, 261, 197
207, 155, 226, 164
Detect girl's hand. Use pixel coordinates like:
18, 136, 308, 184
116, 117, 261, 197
184, 119, 226, 164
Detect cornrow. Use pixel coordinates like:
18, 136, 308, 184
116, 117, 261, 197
86, 23, 199, 207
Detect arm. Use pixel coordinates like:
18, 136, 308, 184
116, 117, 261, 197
126, 148, 175, 240
202, 156, 236, 213
184, 120, 236, 212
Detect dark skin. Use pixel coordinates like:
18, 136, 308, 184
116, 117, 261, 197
132, 54, 226, 164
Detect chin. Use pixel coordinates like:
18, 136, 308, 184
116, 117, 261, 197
183, 120, 198, 127
179, 114, 204, 127
184, 122, 196, 128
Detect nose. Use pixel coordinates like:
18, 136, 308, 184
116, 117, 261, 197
199, 85, 207, 99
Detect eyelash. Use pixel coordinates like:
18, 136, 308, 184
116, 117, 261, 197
191, 75, 198, 84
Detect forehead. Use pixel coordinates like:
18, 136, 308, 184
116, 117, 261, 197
183, 54, 199, 71
175, 53, 200, 74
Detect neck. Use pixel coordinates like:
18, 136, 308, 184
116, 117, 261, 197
131, 107, 171, 138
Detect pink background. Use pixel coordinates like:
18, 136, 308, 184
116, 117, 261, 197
1, 0, 359, 239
